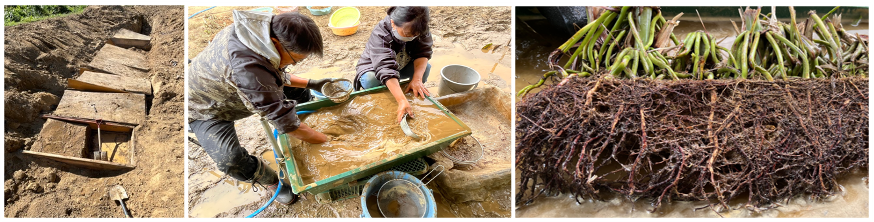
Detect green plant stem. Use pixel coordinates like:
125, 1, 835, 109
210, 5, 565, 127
772, 34, 810, 78
764, 32, 788, 80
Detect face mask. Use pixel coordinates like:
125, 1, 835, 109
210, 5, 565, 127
392, 29, 416, 42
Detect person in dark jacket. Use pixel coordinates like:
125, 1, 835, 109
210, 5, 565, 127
355, 6, 433, 123
187, 10, 330, 205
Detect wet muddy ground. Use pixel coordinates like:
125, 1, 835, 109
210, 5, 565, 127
187, 6, 511, 218
514, 6, 869, 217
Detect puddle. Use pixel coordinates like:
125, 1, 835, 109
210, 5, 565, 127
189, 151, 283, 218
515, 17, 567, 99
516, 170, 868, 218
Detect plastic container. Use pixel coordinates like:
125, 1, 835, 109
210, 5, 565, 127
306, 6, 332, 16
329, 21, 360, 36
250, 7, 274, 13
360, 171, 436, 218
328, 7, 361, 36
275, 6, 298, 14
438, 65, 481, 96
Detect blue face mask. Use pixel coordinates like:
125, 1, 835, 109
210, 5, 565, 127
392, 29, 416, 42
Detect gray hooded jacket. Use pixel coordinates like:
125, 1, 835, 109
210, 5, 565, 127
354, 16, 433, 90
188, 10, 301, 133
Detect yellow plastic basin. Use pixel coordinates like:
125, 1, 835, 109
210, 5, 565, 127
328, 7, 360, 36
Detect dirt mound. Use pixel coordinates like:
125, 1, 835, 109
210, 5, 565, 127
4, 5, 184, 217
516, 76, 868, 212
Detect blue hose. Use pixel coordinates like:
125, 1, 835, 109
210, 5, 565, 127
245, 132, 284, 218
246, 111, 310, 218
296, 110, 315, 115
188, 6, 216, 19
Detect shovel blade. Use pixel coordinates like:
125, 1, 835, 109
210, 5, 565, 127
109, 185, 128, 201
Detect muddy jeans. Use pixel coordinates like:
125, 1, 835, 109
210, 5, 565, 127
358, 63, 431, 89
190, 119, 258, 181
190, 87, 310, 182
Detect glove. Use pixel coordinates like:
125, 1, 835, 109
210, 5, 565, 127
305, 78, 334, 92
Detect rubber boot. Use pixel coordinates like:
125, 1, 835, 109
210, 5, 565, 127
250, 159, 298, 205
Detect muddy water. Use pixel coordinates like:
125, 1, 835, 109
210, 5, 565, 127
515, 18, 567, 98
515, 8, 870, 217
516, 170, 868, 217
289, 91, 465, 184
189, 151, 282, 218
378, 181, 427, 217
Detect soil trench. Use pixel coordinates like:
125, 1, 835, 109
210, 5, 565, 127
5, 5, 185, 218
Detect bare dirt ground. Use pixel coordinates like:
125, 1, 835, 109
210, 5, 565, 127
4, 5, 185, 217
186, 6, 511, 218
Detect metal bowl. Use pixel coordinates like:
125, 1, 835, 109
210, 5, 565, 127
377, 179, 427, 218
321, 79, 353, 103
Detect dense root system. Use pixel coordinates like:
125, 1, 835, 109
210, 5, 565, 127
515, 76, 868, 212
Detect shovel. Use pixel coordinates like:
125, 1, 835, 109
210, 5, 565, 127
109, 185, 132, 218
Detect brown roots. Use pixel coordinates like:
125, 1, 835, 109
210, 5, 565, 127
515, 75, 868, 212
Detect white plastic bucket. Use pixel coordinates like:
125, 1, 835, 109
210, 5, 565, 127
438, 65, 480, 96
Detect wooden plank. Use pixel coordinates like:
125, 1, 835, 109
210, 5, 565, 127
22, 150, 135, 170
53, 90, 146, 125
110, 28, 151, 50
31, 119, 89, 158
87, 44, 150, 78
68, 79, 129, 94
42, 115, 135, 132
54, 115, 137, 165
69, 71, 152, 95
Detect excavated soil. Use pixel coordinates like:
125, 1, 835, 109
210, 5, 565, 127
4, 5, 185, 217
186, 6, 511, 218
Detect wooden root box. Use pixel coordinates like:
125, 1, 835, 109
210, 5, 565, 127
23, 115, 137, 170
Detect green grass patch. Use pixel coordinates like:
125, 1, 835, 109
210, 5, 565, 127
5, 5, 87, 26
